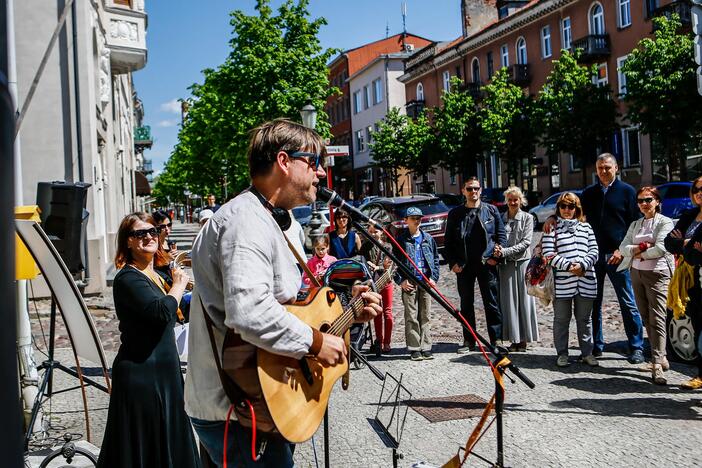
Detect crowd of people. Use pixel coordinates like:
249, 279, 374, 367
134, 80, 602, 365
98, 121, 702, 467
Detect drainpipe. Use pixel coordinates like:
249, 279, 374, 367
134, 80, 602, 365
7, 0, 41, 432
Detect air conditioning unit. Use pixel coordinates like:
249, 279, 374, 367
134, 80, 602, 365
404, 43, 415, 53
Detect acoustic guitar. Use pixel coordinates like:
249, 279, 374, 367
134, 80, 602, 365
257, 267, 393, 443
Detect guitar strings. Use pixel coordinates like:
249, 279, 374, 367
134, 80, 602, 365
326, 269, 392, 336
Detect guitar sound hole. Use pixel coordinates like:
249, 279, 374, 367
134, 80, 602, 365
319, 323, 331, 333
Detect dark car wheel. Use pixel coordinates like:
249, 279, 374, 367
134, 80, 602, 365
666, 309, 699, 364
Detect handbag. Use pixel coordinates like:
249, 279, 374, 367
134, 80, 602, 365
525, 233, 555, 306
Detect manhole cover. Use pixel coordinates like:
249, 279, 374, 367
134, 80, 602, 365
406, 394, 491, 422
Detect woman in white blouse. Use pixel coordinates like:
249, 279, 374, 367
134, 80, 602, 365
618, 186, 674, 385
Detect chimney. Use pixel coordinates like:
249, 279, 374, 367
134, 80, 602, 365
461, 0, 498, 38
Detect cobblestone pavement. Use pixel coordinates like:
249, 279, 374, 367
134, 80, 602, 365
25, 222, 702, 467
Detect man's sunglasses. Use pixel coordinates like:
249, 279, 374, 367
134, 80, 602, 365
129, 228, 159, 239
464, 187, 481, 192
558, 203, 576, 210
637, 197, 655, 204
692, 185, 702, 194
287, 151, 323, 170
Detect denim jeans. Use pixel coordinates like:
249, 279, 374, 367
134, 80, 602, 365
592, 255, 644, 353
190, 418, 294, 468
456, 263, 502, 345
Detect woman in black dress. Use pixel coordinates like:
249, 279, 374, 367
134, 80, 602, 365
97, 213, 199, 468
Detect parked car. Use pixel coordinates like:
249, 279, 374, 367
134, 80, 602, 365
435, 193, 464, 210
292, 205, 313, 226
480, 187, 507, 212
657, 181, 693, 219
529, 190, 583, 225
359, 194, 450, 248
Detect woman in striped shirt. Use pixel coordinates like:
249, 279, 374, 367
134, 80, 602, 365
542, 192, 599, 368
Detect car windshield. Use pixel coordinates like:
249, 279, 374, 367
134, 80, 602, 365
292, 206, 311, 219
395, 200, 449, 217
660, 185, 690, 199
481, 188, 505, 202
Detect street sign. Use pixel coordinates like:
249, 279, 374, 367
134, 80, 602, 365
325, 145, 349, 156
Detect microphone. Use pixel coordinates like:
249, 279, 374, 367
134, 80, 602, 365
316, 187, 377, 226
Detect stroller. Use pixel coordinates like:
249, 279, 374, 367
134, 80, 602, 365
322, 258, 375, 369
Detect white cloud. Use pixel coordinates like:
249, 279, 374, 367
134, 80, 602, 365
157, 119, 178, 128
159, 98, 182, 114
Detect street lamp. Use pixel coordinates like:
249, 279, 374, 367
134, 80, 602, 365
300, 100, 317, 130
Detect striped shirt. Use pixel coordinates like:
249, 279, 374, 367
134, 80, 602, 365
542, 218, 599, 299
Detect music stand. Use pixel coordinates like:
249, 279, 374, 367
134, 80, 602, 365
368, 372, 411, 468
16, 220, 111, 451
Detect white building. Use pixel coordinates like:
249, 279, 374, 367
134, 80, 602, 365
348, 52, 413, 197
13, 0, 149, 294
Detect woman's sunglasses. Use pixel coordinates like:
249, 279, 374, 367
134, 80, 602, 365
156, 223, 172, 232
558, 203, 576, 210
129, 228, 159, 239
691, 185, 702, 195
636, 197, 655, 204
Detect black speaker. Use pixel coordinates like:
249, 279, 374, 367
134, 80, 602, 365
36, 181, 91, 274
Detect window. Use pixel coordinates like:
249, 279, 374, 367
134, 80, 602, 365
595, 62, 608, 86
450, 173, 457, 185
622, 127, 640, 167
416, 82, 424, 101
541, 26, 552, 58
355, 129, 366, 152
569, 154, 582, 171
516, 37, 527, 65
372, 78, 383, 105
366, 126, 373, 145
353, 91, 361, 114
561, 17, 572, 50
487, 52, 494, 78
618, 0, 631, 28
442, 70, 451, 91
471, 58, 480, 84
645, 0, 660, 18
500, 44, 509, 67
590, 3, 605, 35
363, 85, 371, 109
616, 55, 628, 95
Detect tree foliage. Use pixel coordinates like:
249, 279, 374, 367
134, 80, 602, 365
622, 14, 702, 181
433, 77, 482, 178
369, 107, 409, 195
480, 68, 536, 182
536, 49, 618, 185
153, 0, 337, 202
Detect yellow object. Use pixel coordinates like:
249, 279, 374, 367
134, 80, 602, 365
15, 205, 41, 280
667, 260, 694, 320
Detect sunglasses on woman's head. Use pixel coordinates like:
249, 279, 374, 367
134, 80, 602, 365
129, 228, 159, 239
558, 203, 576, 210
637, 197, 654, 204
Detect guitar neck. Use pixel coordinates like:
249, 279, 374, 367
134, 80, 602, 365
325, 268, 393, 337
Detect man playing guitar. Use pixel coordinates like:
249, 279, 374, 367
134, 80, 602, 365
184, 119, 381, 467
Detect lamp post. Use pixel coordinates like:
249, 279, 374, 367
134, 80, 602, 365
300, 100, 317, 130
300, 101, 329, 241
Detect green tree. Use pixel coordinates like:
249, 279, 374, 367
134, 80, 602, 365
622, 14, 702, 181
404, 111, 436, 192
480, 68, 536, 185
433, 77, 483, 179
369, 107, 410, 195
154, 0, 338, 199
536, 49, 618, 187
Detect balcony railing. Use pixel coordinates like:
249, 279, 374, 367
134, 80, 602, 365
405, 99, 426, 119
104, 0, 148, 73
134, 125, 152, 149
571, 34, 611, 62
652, 1, 692, 26
462, 82, 484, 101
508, 64, 531, 87
142, 158, 153, 174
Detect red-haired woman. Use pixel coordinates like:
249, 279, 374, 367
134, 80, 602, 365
97, 213, 199, 468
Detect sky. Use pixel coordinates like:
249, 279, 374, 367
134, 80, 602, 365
133, 1, 462, 174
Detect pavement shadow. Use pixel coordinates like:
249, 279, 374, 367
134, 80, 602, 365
546, 396, 702, 421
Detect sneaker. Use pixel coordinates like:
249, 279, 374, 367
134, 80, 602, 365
652, 365, 667, 385
628, 350, 645, 364
592, 349, 603, 358
410, 351, 423, 361
382, 345, 392, 354
421, 351, 434, 360
681, 376, 702, 390
556, 355, 570, 367
456, 342, 475, 354
582, 355, 599, 367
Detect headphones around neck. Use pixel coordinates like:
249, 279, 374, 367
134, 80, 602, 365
249, 185, 292, 231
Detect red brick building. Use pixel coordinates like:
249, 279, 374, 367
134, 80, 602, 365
400, 0, 693, 197
326, 33, 433, 199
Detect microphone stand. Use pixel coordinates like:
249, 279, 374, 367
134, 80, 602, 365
342, 208, 535, 468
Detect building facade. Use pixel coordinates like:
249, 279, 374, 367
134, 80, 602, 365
14, 0, 149, 294
400, 0, 691, 196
